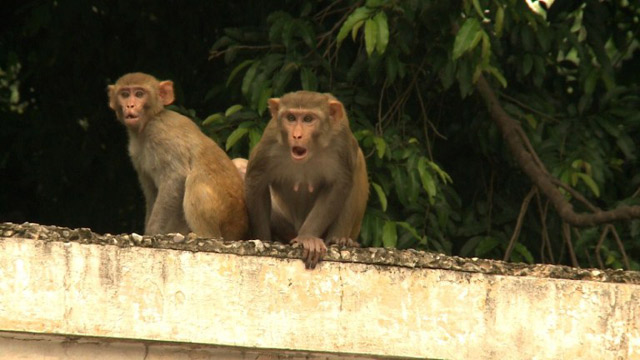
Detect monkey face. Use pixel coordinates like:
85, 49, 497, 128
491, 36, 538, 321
116, 86, 150, 128
281, 109, 323, 162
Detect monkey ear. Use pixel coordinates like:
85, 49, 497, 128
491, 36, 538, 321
107, 85, 117, 110
328, 100, 345, 126
268, 98, 281, 119
158, 81, 175, 106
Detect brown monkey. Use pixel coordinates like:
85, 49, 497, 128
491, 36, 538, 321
232, 158, 248, 180
108, 72, 248, 240
245, 91, 369, 269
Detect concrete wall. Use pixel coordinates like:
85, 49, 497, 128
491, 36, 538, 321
0, 223, 638, 359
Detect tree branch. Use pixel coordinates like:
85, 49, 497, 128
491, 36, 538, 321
475, 75, 640, 226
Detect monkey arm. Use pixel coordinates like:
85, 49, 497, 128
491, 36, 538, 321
145, 177, 187, 235
297, 177, 352, 239
137, 173, 157, 228
245, 164, 273, 241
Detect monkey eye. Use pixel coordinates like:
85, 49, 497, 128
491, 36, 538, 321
120, 91, 130, 98
134, 90, 145, 98
303, 115, 314, 123
286, 114, 296, 122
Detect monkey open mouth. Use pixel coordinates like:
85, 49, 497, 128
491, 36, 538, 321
124, 113, 140, 126
291, 146, 308, 160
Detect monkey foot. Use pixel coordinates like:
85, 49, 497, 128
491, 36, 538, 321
327, 236, 361, 248
291, 236, 327, 270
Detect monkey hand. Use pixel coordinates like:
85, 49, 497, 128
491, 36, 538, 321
327, 236, 361, 248
291, 236, 327, 270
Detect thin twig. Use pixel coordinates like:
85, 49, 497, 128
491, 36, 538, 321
504, 186, 537, 261
209, 45, 280, 60
562, 222, 579, 267
535, 192, 554, 264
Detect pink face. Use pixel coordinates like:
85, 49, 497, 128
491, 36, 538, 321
281, 108, 322, 162
116, 86, 149, 128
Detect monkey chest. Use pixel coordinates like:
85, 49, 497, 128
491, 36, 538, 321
271, 181, 319, 218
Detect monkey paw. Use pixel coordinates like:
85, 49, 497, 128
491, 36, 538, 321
327, 236, 361, 248
291, 236, 327, 270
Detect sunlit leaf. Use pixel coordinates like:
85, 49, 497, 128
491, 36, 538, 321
453, 18, 483, 60
382, 220, 397, 248
224, 104, 243, 117
373, 11, 389, 54
486, 65, 507, 88
576, 173, 600, 197
225, 127, 249, 151
364, 18, 378, 56
418, 157, 437, 199
202, 112, 223, 126
337, 7, 373, 46
495, 6, 505, 37
373, 136, 386, 158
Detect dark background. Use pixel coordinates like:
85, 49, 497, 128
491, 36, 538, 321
0, 1, 277, 234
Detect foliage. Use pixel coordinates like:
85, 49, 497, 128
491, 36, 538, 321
1, 0, 639, 270
206, 0, 640, 269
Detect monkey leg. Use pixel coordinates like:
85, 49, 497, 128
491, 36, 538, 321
183, 172, 223, 239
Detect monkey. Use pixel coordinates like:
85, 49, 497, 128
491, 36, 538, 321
245, 91, 369, 269
107, 72, 248, 240
232, 158, 248, 180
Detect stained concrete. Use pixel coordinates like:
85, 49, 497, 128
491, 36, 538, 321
0, 222, 638, 359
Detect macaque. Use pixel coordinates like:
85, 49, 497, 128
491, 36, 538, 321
232, 158, 248, 180
245, 91, 369, 269
108, 72, 248, 240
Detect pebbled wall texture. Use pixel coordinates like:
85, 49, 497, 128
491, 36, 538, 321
0, 222, 638, 360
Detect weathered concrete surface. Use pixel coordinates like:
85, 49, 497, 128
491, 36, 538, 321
0, 222, 638, 359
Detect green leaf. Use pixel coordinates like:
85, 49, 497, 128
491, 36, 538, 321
241, 61, 260, 96
226, 59, 255, 87
202, 112, 223, 126
513, 243, 534, 264
257, 87, 272, 116
453, 18, 483, 60
337, 7, 373, 46
417, 157, 437, 199
224, 104, 243, 117
225, 127, 249, 151
475, 236, 500, 256
248, 128, 262, 150
481, 33, 491, 67
428, 161, 452, 184
366, 0, 387, 7
352, 20, 365, 41
297, 20, 316, 48
472, 0, 486, 20
576, 173, 600, 197
364, 18, 378, 56
382, 220, 397, 248
373, 11, 389, 54
486, 65, 507, 88
371, 182, 388, 212
523, 54, 533, 76
396, 221, 422, 242
495, 6, 505, 37
372, 136, 386, 158
300, 67, 318, 91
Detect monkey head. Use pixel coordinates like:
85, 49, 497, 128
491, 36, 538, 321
268, 91, 345, 163
108, 72, 175, 133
